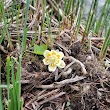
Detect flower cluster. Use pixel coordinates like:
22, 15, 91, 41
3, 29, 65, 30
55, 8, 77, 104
43, 50, 65, 72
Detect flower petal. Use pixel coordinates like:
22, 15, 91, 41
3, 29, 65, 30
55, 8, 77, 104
58, 60, 65, 68
43, 59, 49, 65
57, 52, 64, 59
56, 49, 59, 52
43, 50, 51, 57
48, 65, 56, 72
56, 59, 61, 66
51, 50, 57, 55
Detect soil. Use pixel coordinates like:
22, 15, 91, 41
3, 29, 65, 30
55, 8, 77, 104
1, 31, 110, 110
2, 41, 110, 110
1, 1, 110, 110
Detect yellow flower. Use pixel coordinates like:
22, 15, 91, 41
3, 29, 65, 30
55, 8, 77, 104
43, 50, 65, 72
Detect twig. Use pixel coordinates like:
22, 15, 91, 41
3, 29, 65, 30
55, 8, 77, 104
4, 0, 12, 9
56, 76, 85, 85
0, 14, 23, 27
56, 61, 75, 80
37, 75, 85, 89
0, 45, 8, 53
47, 0, 63, 17
55, 42, 70, 53
25, 89, 59, 108
64, 56, 87, 74
63, 68, 72, 77
62, 102, 66, 110
20, 0, 36, 11
39, 92, 66, 105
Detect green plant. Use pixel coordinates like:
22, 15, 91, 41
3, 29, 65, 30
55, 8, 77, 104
6, 56, 23, 110
75, 0, 84, 38
99, 0, 110, 37
70, 0, 84, 44
34, 43, 47, 55
0, 0, 110, 109
64, 0, 73, 16
42, 0, 46, 31
0, 0, 30, 109
94, 0, 107, 34
0, 56, 23, 110
0, 55, 3, 110
99, 27, 110, 60
93, 0, 110, 35
21, 0, 30, 54
0, 29, 5, 45
82, 0, 98, 43
0, 1, 13, 50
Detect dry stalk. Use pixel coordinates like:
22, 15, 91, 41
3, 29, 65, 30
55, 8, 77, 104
56, 60, 75, 80
4, 0, 13, 9
55, 42, 70, 53
25, 89, 59, 108
47, 0, 63, 17
0, 14, 23, 27
64, 56, 87, 75
37, 75, 85, 89
20, 0, 36, 11
39, 92, 66, 105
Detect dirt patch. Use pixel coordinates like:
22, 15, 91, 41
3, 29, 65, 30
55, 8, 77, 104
1, 38, 110, 110
19, 43, 110, 110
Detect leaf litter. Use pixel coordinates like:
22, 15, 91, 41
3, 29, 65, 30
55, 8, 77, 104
1, 0, 110, 110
